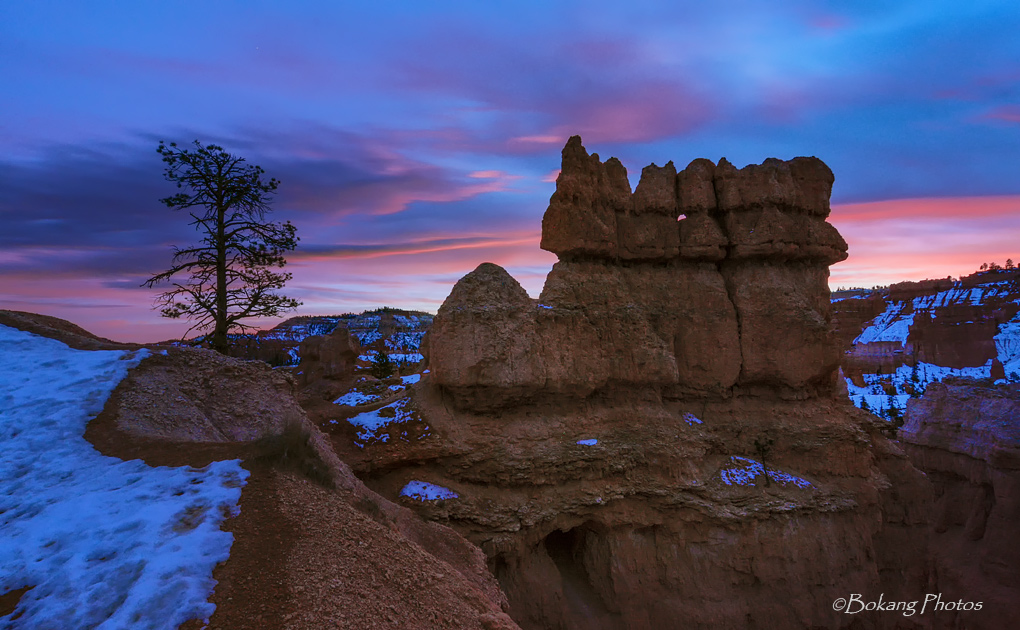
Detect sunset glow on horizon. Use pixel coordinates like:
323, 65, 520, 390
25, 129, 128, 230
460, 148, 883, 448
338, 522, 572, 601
2, 1, 1019, 343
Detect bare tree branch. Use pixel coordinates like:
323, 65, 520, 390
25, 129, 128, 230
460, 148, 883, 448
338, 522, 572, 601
143, 140, 300, 353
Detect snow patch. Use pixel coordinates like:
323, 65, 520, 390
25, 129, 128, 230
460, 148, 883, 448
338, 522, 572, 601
846, 360, 993, 418
719, 456, 811, 488
854, 301, 914, 347
0, 325, 247, 629
346, 398, 428, 446
399, 480, 458, 501
995, 316, 1020, 379
682, 412, 703, 425
332, 390, 377, 406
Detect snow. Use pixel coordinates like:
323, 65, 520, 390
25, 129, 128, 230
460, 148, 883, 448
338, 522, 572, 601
845, 360, 992, 418
719, 456, 811, 488
393, 314, 432, 330
358, 351, 424, 364
682, 412, 703, 425
335, 373, 422, 403
854, 301, 914, 347
576, 438, 598, 446
830, 295, 868, 303
346, 398, 429, 446
332, 390, 377, 406
995, 316, 1020, 380
853, 283, 1020, 349
390, 353, 424, 363
386, 331, 426, 352
354, 331, 383, 346
0, 325, 247, 629
399, 480, 458, 501
260, 317, 343, 342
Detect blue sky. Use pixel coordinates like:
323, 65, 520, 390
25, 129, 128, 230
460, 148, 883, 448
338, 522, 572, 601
2, 1, 1019, 341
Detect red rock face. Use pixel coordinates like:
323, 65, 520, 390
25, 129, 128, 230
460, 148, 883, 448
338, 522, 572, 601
900, 380, 1020, 630
298, 326, 361, 390
335, 138, 936, 629
432, 137, 847, 405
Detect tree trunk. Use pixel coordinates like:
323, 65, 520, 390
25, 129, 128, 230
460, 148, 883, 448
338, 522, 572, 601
212, 202, 229, 354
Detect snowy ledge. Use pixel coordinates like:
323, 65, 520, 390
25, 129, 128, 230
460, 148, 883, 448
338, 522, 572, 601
719, 456, 812, 489
0, 325, 248, 629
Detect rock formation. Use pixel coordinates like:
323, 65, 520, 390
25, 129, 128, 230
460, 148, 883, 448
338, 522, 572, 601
339, 138, 934, 630
428, 137, 848, 411
297, 325, 361, 390
900, 379, 1020, 630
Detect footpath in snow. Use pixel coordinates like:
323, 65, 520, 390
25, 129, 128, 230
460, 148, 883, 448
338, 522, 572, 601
0, 325, 247, 629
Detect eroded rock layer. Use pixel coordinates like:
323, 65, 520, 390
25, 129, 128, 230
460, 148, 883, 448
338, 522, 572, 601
428, 136, 847, 408
345, 138, 934, 629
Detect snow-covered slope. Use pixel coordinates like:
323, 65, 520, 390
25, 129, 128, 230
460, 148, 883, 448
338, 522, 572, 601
0, 325, 247, 629
836, 272, 1020, 421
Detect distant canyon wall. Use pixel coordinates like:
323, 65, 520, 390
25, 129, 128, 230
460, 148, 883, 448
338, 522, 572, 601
900, 379, 1020, 629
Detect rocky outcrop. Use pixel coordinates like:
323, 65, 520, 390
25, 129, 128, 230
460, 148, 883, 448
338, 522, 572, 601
333, 138, 933, 629
95, 346, 308, 442
900, 380, 1020, 630
0, 309, 131, 351
430, 137, 847, 410
298, 326, 361, 390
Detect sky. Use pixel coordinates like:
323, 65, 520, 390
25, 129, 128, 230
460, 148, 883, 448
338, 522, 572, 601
1, 0, 1019, 343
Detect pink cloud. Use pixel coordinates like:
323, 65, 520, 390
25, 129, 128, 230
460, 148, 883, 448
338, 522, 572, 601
509, 135, 562, 146
832, 195, 1020, 222
541, 169, 560, 183
809, 14, 848, 32
830, 196, 1020, 288
291, 232, 541, 261
980, 105, 1020, 123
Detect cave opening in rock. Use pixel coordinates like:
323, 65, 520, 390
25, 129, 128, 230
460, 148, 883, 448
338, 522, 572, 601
543, 524, 621, 629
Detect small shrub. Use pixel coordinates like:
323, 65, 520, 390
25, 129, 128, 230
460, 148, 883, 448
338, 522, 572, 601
753, 434, 775, 488
255, 421, 334, 488
371, 350, 394, 379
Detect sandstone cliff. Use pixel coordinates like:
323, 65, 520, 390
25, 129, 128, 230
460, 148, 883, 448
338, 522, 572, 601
330, 138, 933, 630
900, 379, 1020, 630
